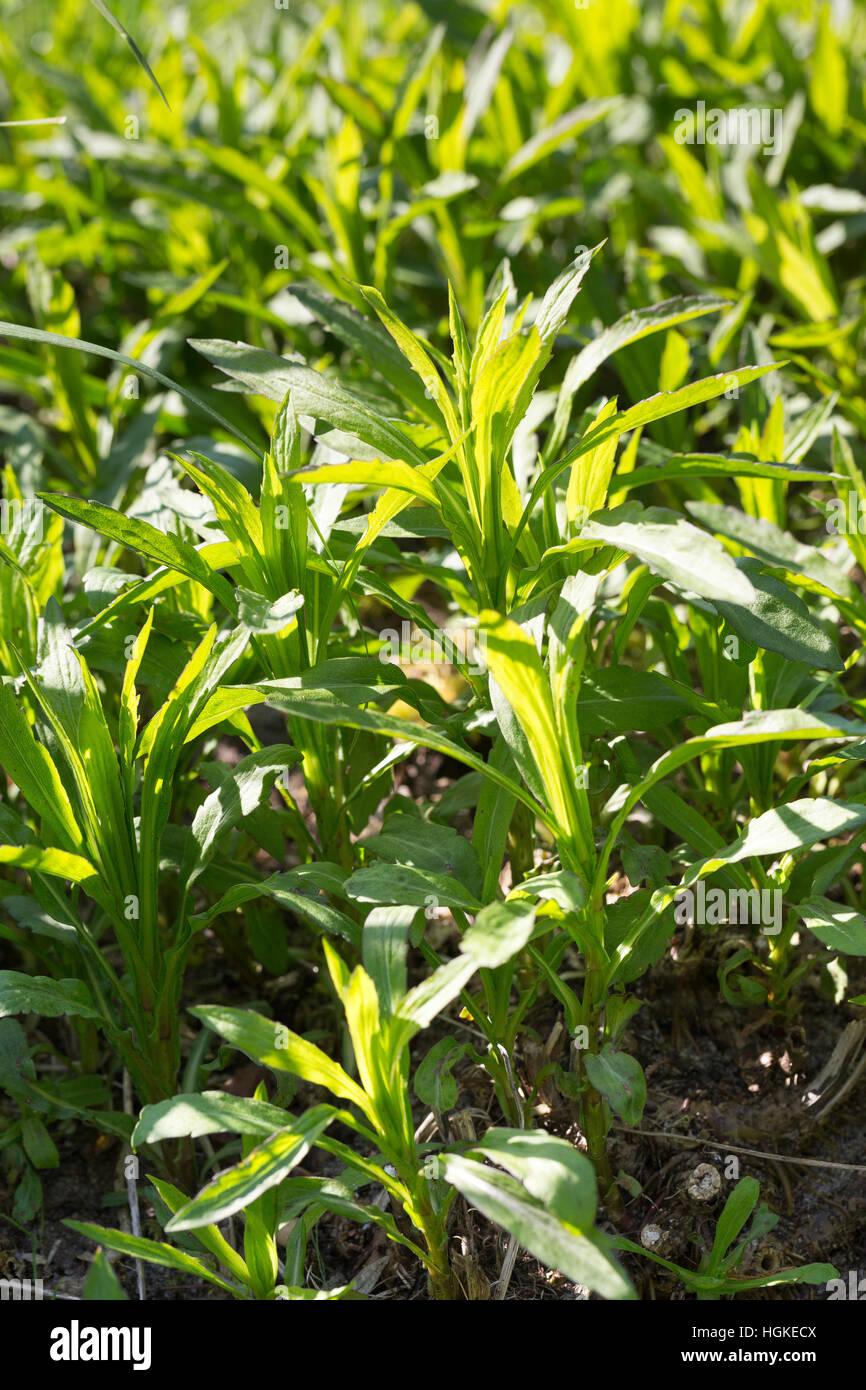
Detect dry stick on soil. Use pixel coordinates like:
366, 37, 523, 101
612, 1125, 866, 1175
493, 1045, 524, 1301
122, 1070, 146, 1300
801, 1020, 866, 1120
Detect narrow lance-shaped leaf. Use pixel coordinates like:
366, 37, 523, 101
502, 100, 622, 182
481, 610, 592, 871
686, 501, 859, 604
577, 503, 756, 604
0, 972, 101, 1020
679, 798, 866, 887
189, 340, 427, 464
0, 683, 83, 852
181, 745, 301, 887
0, 322, 262, 455
442, 1152, 635, 1300
134, 1091, 291, 1146
792, 898, 866, 957
38, 495, 238, 613
710, 560, 843, 671
508, 364, 782, 566
88, 0, 169, 106
165, 1107, 338, 1231
190, 1005, 375, 1123
345, 863, 482, 912
63, 1221, 240, 1296
0, 845, 104, 900
597, 709, 866, 908
252, 688, 560, 833
584, 1046, 646, 1126
148, 1175, 251, 1288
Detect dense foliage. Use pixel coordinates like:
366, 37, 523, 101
0, 0, 864, 1301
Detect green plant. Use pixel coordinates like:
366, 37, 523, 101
0, 603, 287, 1113
612, 1177, 837, 1300
182, 258, 866, 1203
72, 903, 637, 1300
67, 1084, 361, 1301
0, 0, 863, 1306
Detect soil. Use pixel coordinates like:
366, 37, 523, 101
607, 956, 866, 1300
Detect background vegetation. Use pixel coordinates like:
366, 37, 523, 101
0, 0, 864, 1301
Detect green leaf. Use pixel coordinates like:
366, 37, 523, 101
809, 5, 847, 136
82, 1249, 129, 1300
708, 1177, 760, 1273
184, 686, 265, 746
0, 683, 83, 853
133, 1091, 290, 1147
21, 1114, 59, 1169
396, 955, 479, 1031
190, 874, 362, 951
0, 1017, 35, 1099
481, 610, 589, 865
459, 898, 538, 968
577, 667, 707, 736
254, 690, 557, 833
134, 627, 249, 957
0, 322, 261, 455
189, 340, 426, 464
361, 906, 411, 1016
415, 1038, 467, 1110
288, 283, 433, 418
63, 1221, 241, 1296
502, 99, 621, 182
604, 891, 671, 985
536, 245, 605, 344
0, 844, 102, 896
598, 710, 866, 905
183, 745, 300, 886
712, 560, 843, 671
569, 366, 780, 465
793, 898, 866, 957
442, 1153, 634, 1299
357, 284, 461, 439
517, 365, 781, 557
686, 502, 858, 604
279, 1174, 425, 1260
611, 453, 839, 498
469, 1128, 598, 1231
363, 813, 482, 898
579, 503, 755, 603
190, 1005, 375, 1122
236, 588, 304, 635
296, 457, 442, 508
584, 1045, 646, 1125
387, 897, 538, 1035
685, 798, 866, 884
39, 495, 238, 612
0, 972, 101, 1021
165, 1107, 337, 1231
148, 1175, 251, 1287
345, 863, 481, 911
88, 0, 169, 106
257, 655, 414, 705
644, 784, 724, 856
563, 297, 730, 399
516, 872, 586, 912
472, 736, 519, 901
724, 1263, 840, 1292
